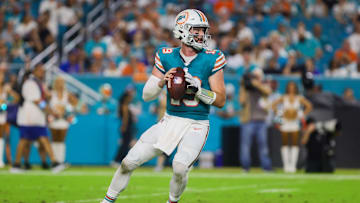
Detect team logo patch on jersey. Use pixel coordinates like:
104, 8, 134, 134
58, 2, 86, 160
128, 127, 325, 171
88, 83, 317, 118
173, 76, 183, 84
176, 11, 188, 25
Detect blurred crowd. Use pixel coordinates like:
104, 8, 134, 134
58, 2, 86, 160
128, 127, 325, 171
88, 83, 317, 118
1, 0, 360, 81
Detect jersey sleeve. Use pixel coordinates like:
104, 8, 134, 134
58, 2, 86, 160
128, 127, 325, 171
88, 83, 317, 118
154, 51, 166, 74
211, 50, 226, 75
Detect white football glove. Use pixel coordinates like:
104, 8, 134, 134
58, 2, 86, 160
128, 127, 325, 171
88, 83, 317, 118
184, 69, 201, 93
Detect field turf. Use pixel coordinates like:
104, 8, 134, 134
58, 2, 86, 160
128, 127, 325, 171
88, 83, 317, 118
0, 166, 360, 203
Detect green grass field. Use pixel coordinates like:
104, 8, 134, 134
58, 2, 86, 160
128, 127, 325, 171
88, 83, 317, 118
1, 166, 360, 203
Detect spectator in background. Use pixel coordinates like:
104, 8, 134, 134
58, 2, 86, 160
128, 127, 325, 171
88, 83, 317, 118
103, 29, 127, 60
37, 10, 55, 49
103, 60, 121, 77
121, 56, 148, 83
9, 33, 27, 63
312, 23, 332, 53
112, 86, 136, 167
293, 22, 322, 60
239, 69, 272, 172
15, 12, 37, 38
95, 83, 116, 115
217, 8, 234, 36
333, 0, 357, 24
1, 21, 15, 44
236, 46, 257, 77
270, 43, 288, 70
306, 0, 328, 18
325, 58, 348, 77
272, 81, 312, 173
0, 41, 10, 64
342, 88, 357, 104
0, 71, 19, 168
130, 31, 146, 61
350, 59, 360, 78
348, 22, 360, 54
217, 83, 239, 120
276, 22, 291, 47
60, 49, 83, 74
253, 38, 272, 70
5, 2, 22, 26
39, 0, 59, 37
68, 93, 88, 115
159, 3, 179, 31
58, 0, 79, 28
84, 30, 107, 58
264, 56, 282, 74
268, 31, 288, 59
236, 20, 254, 46
335, 40, 357, 63
214, 0, 234, 14
88, 48, 107, 75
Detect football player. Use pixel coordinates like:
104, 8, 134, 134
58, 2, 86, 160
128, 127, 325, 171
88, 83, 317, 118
101, 9, 226, 203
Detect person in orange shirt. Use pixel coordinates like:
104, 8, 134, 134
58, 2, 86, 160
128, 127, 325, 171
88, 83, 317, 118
214, 0, 234, 14
335, 40, 357, 62
121, 56, 148, 83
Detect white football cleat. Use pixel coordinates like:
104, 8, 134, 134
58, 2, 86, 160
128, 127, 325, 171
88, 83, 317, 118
9, 167, 25, 174
51, 163, 68, 174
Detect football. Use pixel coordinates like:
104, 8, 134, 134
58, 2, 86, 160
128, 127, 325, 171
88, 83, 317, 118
167, 67, 186, 100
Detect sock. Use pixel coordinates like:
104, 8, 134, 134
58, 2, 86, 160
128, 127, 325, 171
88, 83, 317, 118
290, 146, 299, 172
103, 194, 116, 203
59, 143, 65, 163
0, 138, 4, 166
281, 146, 289, 172
104, 162, 136, 202
52, 142, 61, 163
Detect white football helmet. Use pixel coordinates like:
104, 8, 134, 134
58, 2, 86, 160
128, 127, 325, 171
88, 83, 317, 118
173, 9, 210, 51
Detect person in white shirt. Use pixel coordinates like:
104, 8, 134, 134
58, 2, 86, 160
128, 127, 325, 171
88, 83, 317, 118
11, 64, 65, 173
39, 0, 59, 37
15, 12, 37, 38
237, 20, 254, 44
348, 22, 360, 54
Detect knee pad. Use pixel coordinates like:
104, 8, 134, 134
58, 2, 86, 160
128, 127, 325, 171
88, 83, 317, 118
172, 161, 189, 179
121, 158, 138, 173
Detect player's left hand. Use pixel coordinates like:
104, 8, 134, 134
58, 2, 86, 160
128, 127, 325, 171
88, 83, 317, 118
184, 69, 201, 93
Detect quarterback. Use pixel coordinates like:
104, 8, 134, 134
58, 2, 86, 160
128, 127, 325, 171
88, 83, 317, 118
101, 9, 226, 203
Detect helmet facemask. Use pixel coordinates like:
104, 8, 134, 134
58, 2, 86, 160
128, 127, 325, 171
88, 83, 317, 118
186, 26, 211, 50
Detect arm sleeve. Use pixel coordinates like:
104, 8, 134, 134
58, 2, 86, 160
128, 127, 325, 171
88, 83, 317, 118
154, 51, 166, 74
211, 51, 226, 75
142, 75, 163, 102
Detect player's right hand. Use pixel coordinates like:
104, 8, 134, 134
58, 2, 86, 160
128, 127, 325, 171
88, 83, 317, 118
159, 68, 177, 88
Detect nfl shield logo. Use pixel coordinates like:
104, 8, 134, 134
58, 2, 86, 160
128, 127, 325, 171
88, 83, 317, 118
173, 76, 183, 84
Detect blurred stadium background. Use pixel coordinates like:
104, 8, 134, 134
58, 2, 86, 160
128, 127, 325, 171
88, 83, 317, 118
1, 0, 360, 202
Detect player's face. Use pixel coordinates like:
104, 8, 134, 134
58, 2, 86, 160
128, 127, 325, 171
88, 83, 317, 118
190, 27, 206, 43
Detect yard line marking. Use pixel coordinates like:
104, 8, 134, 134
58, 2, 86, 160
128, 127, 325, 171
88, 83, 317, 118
1, 170, 360, 180
257, 188, 298, 193
54, 183, 287, 203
